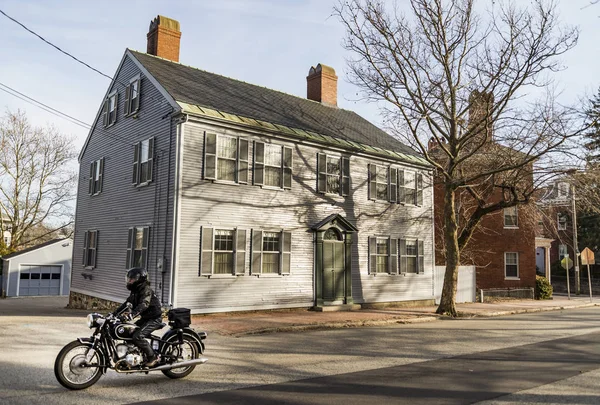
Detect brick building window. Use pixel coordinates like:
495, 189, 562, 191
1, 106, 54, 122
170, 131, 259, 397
504, 252, 519, 279
559, 244, 568, 261
504, 206, 518, 228
557, 213, 567, 231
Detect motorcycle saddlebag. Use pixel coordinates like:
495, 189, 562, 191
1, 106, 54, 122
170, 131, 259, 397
168, 308, 191, 329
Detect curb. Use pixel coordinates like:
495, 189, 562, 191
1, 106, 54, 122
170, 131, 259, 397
457, 302, 600, 318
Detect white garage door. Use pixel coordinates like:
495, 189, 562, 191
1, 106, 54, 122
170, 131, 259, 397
19, 265, 62, 296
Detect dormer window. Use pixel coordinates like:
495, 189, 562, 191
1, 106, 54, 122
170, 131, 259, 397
125, 76, 141, 116
102, 91, 118, 127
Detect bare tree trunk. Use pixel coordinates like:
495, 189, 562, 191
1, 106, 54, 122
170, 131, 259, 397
437, 185, 459, 316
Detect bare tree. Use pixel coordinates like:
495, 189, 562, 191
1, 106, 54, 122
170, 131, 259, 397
0, 110, 77, 255
334, 0, 584, 315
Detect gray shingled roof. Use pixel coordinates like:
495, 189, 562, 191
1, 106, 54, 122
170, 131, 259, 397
130, 51, 419, 157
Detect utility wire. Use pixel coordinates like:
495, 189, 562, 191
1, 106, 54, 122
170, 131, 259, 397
0, 9, 115, 83
0, 82, 91, 128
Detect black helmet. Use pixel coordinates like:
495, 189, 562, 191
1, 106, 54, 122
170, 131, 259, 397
126, 267, 148, 291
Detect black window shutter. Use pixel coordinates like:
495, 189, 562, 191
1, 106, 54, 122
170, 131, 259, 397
98, 158, 104, 193
102, 100, 108, 127
368, 236, 377, 274
92, 230, 99, 268
111, 93, 118, 124
317, 153, 327, 193
251, 229, 263, 274
368, 164, 377, 200
281, 231, 292, 275
124, 84, 131, 116
399, 239, 407, 274
234, 228, 246, 275
398, 170, 405, 204
238, 138, 249, 184
88, 161, 94, 195
132, 143, 140, 185
253, 142, 264, 186
132, 79, 140, 112
418, 240, 425, 274
390, 238, 398, 274
82, 231, 88, 266
341, 157, 350, 196
283, 146, 292, 189
141, 227, 149, 269
389, 167, 397, 203
147, 138, 155, 183
126, 227, 134, 268
200, 227, 213, 275
417, 173, 424, 206
204, 133, 217, 180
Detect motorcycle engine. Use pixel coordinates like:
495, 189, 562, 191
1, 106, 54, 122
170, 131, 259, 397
115, 344, 143, 369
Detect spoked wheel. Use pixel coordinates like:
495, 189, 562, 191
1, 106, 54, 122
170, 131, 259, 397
54, 341, 103, 390
161, 335, 199, 379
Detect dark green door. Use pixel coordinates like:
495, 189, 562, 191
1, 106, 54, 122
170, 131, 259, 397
323, 241, 345, 302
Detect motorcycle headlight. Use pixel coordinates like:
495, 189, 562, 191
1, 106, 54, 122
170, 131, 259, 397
86, 313, 104, 328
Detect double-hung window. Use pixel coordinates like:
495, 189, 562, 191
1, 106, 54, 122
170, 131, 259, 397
124, 76, 141, 116
368, 237, 398, 274
251, 229, 292, 275
505, 252, 519, 279
504, 206, 518, 228
399, 239, 425, 274
557, 213, 567, 231
83, 230, 98, 268
200, 227, 247, 276
133, 138, 154, 185
253, 142, 292, 189
398, 170, 424, 205
368, 164, 390, 201
126, 227, 149, 268
88, 158, 104, 195
317, 153, 350, 196
102, 91, 118, 127
204, 133, 249, 183
558, 244, 568, 261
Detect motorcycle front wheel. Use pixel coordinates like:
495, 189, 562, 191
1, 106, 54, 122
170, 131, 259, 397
54, 340, 103, 390
161, 335, 199, 379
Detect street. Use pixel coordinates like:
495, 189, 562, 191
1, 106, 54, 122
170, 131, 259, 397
0, 299, 599, 404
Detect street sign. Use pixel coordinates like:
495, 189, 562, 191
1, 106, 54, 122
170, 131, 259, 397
561, 256, 573, 270
581, 247, 595, 266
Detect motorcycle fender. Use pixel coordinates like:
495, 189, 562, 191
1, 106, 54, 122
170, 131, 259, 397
161, 328, 205, 354
76, 337, 109, 374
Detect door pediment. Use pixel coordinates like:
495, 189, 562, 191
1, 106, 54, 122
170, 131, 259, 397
311, 214, 358, 233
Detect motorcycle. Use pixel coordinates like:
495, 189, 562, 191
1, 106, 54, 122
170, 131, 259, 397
54, 303, 207, 390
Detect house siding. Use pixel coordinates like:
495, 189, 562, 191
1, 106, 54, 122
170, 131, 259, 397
71, 55, 176, 305
175, 119, 434, 313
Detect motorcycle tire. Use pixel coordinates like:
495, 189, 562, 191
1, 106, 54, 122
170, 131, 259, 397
161, 334, 199, 379
54, 340, 103, 390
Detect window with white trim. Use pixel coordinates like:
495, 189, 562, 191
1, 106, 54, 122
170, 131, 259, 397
400, 239, 425, 274
368, 164, 390, 201
559, 244, 568, 261
204, 133, 249, 183
132, 138, 154, 185
124, 76, 141, 116
126, 227, 149, 268
505, 252, 519, 278
317, 153, 350, 196
88, 158, 104, 195
368, 236, 397, 274
251, 229, 292, 275
398, 170, 424, 206
253, 142, 292, 189
557, 212, 567, 231
102, 91, 118, 127
199, 227, 247, 276
504, 206, 518, 228
83, 230, 98, 268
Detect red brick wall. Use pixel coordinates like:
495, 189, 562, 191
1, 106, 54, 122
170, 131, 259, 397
147, 21, 181, 62
307, 65, 337, 106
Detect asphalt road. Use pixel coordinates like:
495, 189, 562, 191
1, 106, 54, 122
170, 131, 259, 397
1, 297, 600, 405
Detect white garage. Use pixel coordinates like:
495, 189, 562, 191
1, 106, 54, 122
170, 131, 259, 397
1, 239, 72, 297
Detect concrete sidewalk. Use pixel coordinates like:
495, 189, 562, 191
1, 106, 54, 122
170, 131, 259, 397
191, 295, 600, 336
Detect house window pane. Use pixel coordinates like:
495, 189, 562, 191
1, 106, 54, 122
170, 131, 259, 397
264, 144, 282, 187
139, 139, 150, 183
262, 232, 280, 274
131, 80, 139, 100
559, 244, 568, 261
558, 213, 567, 231
505, 252, 518, 278
376, 166, 388, 200
504, 206, 518, 227
326, 156, 341, 194
213, 229, 234, 274
405, 171, 416, 204
404, 240, 417, 273
376, 239, 388, 273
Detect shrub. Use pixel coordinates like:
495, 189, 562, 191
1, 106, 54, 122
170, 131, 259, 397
535, 275, 553, 300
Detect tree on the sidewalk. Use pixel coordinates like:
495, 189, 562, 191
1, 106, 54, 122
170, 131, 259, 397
334, 0, 583, 316
0, 110, 77, 255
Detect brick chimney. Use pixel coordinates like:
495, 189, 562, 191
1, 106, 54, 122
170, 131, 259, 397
147, 16, 181, 62
307, 64, 338, 106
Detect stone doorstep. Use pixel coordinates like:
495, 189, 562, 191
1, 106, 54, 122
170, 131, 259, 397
312, 304, 362, 312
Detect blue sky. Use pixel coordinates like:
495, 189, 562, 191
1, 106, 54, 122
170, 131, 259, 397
0, 0, 598, 155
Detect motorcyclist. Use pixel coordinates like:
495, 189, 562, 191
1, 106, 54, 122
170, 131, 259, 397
114, 267, 163, 367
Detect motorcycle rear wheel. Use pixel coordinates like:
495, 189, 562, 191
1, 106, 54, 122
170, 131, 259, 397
54, 340, 103, 390
161, 335, 198, 379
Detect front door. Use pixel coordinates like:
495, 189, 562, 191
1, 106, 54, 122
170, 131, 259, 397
323, 240, 345, 303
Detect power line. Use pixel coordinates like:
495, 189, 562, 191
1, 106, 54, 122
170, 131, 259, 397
0, 9, 116, 83
0, 82, 91, 128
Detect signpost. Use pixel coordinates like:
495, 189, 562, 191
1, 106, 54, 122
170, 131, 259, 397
561, 255, 573, 299
580, 247, 594, 303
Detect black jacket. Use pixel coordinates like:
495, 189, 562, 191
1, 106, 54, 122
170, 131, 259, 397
116, 282, 162, 320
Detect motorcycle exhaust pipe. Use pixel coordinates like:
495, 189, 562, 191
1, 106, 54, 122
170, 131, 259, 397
115, 357, 208, 374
